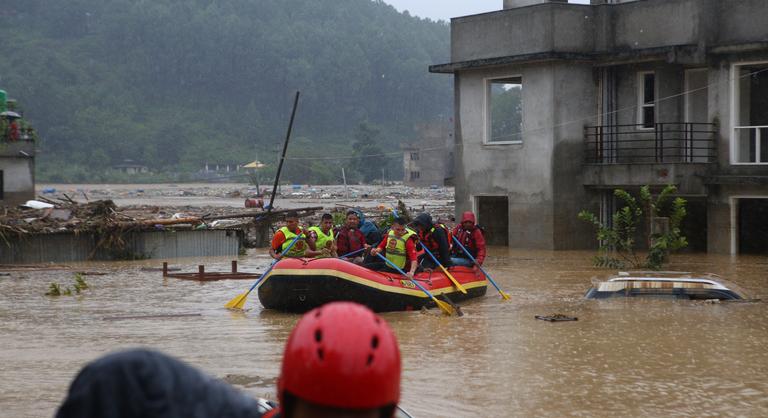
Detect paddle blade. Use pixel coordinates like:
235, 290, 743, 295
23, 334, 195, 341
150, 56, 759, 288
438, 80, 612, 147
499, 290, 511, 301
225, 292, 249, 310
433, 298, 457, 316
440, 267, 467, 294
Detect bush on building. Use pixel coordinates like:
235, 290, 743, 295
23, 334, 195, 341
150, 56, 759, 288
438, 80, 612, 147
578, 185, 688, 270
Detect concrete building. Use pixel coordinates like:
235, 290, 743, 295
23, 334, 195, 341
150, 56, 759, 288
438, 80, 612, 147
402, 121, 455, 187
430, 0, 768, 253
0, 138, 35, 206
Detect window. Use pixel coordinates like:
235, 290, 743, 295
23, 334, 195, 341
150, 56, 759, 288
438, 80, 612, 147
409, 171, 420, 180
486, 76, 523, 144
410, 152, 419, 161
637, 71, 655, 129
0, 169, 3, 199
733, 62, 768, 164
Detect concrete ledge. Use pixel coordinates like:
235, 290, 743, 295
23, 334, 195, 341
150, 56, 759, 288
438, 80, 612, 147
582, 163, 712, 194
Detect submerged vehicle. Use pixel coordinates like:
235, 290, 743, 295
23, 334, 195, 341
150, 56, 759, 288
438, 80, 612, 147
258, 257, 488, 313
585, 271, 747, 300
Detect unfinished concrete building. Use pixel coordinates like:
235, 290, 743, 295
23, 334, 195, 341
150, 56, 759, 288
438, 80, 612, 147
430, 0, 768, 254
402, 120, 454, 187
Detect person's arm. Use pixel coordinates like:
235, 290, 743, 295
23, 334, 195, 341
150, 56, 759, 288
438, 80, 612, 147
269, 231, 286, 259
473, 229, 486, 266
405, 239, 418, 278
369, 236, 388, 257
434, 228, 451, 266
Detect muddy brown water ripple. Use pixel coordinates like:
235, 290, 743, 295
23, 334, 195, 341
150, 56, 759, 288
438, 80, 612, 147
1, 249, 766, 417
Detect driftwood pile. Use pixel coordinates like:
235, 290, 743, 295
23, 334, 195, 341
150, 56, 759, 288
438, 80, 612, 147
0, 196, 323, 246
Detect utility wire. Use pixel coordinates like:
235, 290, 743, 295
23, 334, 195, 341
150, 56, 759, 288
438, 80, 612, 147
282, 66, 768, 160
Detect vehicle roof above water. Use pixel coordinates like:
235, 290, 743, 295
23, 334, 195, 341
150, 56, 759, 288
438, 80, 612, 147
588, 271, 751, 300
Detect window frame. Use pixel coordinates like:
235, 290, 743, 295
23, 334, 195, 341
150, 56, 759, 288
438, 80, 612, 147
730, 61, 768, 165
484, 75, 524, 145
636, 71, 656, 130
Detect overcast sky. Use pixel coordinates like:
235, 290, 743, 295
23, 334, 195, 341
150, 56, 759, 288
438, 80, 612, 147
382, 0, 590, 21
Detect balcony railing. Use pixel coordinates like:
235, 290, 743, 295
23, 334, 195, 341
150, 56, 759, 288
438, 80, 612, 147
584, 122, 717, 164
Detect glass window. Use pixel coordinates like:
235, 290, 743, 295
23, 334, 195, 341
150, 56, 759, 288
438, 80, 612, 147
487, 77, 523, 143
638, 72, 655, 128
733, 63, 768, 164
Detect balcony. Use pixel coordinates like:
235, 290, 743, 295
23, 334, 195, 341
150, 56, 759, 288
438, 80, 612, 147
582, 122, 717, 194
584, 122, 717, 164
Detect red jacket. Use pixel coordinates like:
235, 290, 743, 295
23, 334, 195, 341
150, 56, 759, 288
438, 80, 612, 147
336, 226, 366, 255
452, 212, 486, 265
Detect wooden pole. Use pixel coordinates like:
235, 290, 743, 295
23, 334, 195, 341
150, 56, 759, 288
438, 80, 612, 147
268, 91, 300, 212
231, 260, 237, 273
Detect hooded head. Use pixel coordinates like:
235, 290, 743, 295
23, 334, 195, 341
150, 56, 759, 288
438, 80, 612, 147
413, 213, 433, 231
460, 211, 476, 230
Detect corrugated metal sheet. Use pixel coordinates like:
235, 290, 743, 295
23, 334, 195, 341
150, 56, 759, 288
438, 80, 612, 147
0, 230, 241, 264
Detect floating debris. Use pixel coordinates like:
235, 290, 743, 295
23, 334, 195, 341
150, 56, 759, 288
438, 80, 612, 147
535, 314, 578, 322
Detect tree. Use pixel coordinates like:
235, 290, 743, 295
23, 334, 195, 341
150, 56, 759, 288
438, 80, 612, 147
351, 123, 386, 183
578, 185, 688, 270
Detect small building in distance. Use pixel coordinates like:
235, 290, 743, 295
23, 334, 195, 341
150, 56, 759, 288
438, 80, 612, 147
112, 159, 150, 174
403, 120, 455, 187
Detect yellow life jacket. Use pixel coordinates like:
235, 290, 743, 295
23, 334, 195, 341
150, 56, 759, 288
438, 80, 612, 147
309, 226, 334, 257
385, 229, 415, 269
278, 226, 307, 257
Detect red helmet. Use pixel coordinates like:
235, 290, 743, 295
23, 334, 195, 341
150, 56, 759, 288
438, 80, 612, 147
278, 302, 401, 410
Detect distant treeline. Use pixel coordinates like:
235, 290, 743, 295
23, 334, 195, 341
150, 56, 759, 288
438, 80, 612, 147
0, 0, 451, 183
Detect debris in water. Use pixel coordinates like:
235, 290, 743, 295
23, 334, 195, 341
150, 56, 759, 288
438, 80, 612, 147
535, 314, 578, 322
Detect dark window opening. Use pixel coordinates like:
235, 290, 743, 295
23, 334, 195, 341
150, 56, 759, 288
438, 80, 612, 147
477, 196, 509, 246
738, 198, 768, 254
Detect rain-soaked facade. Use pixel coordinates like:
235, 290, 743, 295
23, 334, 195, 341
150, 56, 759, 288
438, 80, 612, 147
431, 0, 768, 254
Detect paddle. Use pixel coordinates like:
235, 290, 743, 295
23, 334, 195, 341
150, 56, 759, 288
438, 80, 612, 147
374, 253, 456, 316
452, 236, 511, 300
419, 245, 467, 294
225, 234, 302, 310
339, 248, 365, 258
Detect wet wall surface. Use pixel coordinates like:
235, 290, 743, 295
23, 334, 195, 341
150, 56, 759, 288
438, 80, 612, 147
1, 249, 766, 417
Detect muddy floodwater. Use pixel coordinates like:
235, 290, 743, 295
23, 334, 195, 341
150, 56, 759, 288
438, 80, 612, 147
1, 249, 767, 417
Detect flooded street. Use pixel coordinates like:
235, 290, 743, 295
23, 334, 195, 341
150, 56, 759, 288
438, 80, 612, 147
1, 249, 766, 417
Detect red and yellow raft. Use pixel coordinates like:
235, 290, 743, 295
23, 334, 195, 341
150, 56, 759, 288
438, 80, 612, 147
257, 257, 488, 313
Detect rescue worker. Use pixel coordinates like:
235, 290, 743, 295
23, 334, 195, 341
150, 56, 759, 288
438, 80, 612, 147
269, 211, 320, 259
367, 217, 418, 278
308, 213, 337, 258
412, 213, 452, 269
336, 210, 369, 264
55, 302, 404, 418
451, 211, 487, 267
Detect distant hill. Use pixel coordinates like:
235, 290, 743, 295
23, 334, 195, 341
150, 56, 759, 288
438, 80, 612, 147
0, 0, 451, 183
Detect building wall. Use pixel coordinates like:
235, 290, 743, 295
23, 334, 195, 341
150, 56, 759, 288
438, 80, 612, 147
551, 63, 600, 249
0, 142, 35, 206
455, 64, 556, 248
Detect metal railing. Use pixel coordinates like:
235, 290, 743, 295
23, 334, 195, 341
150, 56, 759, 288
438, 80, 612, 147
584, 122, 717, 164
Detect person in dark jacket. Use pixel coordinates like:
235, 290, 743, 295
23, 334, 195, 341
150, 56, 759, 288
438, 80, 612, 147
451, 211, 487, 267
56, 302, 404, 418
412, 213, 452, 269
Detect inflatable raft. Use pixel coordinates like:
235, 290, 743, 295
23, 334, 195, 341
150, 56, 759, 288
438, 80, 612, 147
258, 257, 488, 313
